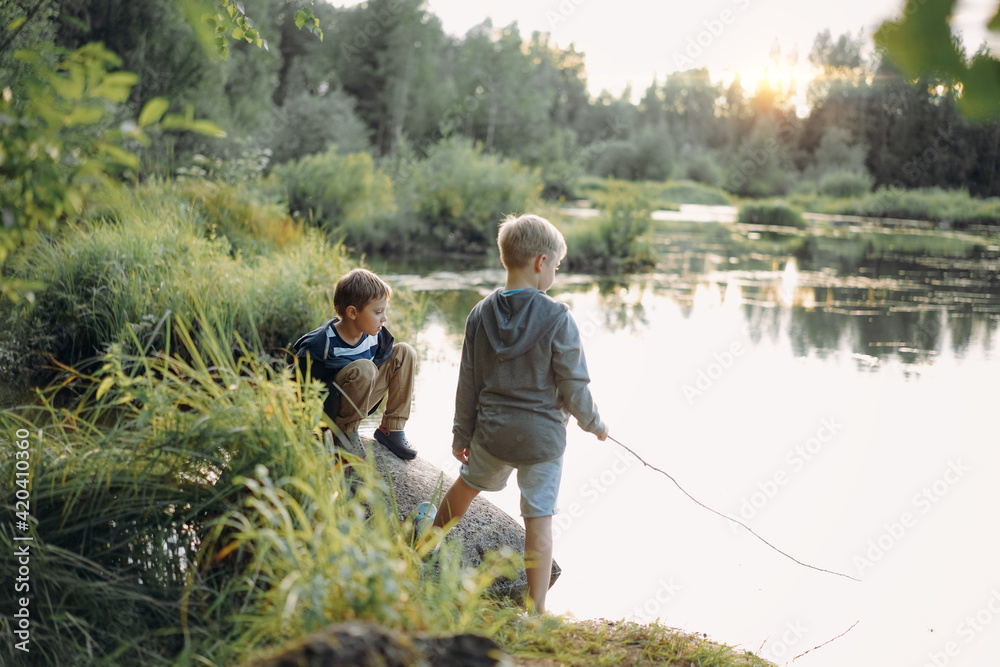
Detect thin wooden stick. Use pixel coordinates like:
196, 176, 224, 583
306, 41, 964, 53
609, 436, 860, 582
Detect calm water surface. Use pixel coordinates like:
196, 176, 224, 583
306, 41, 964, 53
373, 223, 1000, 666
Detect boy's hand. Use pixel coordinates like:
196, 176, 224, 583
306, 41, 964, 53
452, 447, 469, 464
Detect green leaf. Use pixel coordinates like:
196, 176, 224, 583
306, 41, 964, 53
64, 105, 104, 126
294, 10, 306, 29
137, 97, 170, 127
101, 143, 140, 169
232, 26, 244, 40
188, 119, 227, 138
7, 16, 27, 31
989, 8, 1000, 32
956, 57, 1000, 121
90, 71, 140, 103
226, 4, 236, 17
96, 376, 114, 400
13, 48, 40, 65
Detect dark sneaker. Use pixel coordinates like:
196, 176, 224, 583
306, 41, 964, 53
374, 426, 417, 460
335, 429, 366, 458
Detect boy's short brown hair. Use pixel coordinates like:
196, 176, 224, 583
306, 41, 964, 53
333, 268, 392, 317
497, 214, 567, 270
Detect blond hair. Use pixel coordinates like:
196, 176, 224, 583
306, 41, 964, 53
497, 214, 567, 269
333, 268, 392, 317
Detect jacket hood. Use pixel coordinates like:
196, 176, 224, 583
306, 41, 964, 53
480, 289, 567, 360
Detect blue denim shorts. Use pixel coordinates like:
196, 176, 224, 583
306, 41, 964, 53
460, 442, 563, 518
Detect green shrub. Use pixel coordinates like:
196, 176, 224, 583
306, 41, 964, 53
267, 89, 371, 166
563, 180, 657, 273
648, 180, 731, 206
273, 147, 397, 237
0, 181, 350, 393
818, 170, 873, 198
395, 137, 543, 255
589, 140, 641, 180
738, 203, 806, 228
682, 153, 725, 187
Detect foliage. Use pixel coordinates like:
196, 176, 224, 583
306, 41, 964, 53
177, 0, 322, 60
396, 137, 543, 255
803, 186, 1000, 227
267, 89, 371, 166
646, 180, 732, 207
272, 146, 397, 246
520, 127, 584, 201
811, 126, 869, 178
876, 0, 1000, 120
492, 616, 774, 667
0, 181, 349, 395
0, 312, 517, 665
562, 180, 657, 273
738, 203, 807, 229
681, 151, 726, 187
818, 169, 874, 197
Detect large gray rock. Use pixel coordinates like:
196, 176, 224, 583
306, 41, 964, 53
365, 436, 560, 601
244, 620, 512, 667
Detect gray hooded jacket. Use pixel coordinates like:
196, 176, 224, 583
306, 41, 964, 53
452, 288, 606, 464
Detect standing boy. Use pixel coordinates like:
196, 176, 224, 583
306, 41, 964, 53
292, 268, 418, 460
432, 214, 608, 613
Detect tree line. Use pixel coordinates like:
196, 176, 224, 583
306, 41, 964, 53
5, 0, 1000, 202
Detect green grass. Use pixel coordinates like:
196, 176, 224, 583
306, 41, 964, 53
0, 311, 521, 665
493, 616, 773, 666
0, 180, 430, 399
787, 186, 1000, 228
576, 177, 732, 208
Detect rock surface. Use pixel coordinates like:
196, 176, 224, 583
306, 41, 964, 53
245, 620, 512, 667
366, 435, 560, 601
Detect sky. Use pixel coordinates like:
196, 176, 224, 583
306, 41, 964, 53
404, 0, 1000, 100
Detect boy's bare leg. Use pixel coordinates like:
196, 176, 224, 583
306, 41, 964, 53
433, 477, 480, 529
524, 515, 554, 614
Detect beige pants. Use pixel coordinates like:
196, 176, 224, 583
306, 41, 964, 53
333, 342, 415, 432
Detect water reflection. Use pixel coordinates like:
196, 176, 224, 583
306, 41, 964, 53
384, 224, 998, 366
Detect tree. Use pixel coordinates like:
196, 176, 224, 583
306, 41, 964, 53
0, 0, 320, 298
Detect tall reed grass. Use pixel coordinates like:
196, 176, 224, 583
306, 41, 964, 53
0, 312, 520, 665
0, 180, 394, 396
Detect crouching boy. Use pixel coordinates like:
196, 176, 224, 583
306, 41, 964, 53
432, 214, 608, 613
292, 268, 418, 460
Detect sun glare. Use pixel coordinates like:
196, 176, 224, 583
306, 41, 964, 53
718, 62, 815, 116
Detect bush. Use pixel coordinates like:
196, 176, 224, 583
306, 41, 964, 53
682, 153, 725, 187
395, 137, 543, 255
0, 181, 351, 394
563, 180, 657, 273
738, 203, 806, 228
649, 180, 731, 206
818, 170, 873, 198
267, 89, 371, 166
589, 140, 641, 180
519, 128, 584, 201
273, 147, 397, 239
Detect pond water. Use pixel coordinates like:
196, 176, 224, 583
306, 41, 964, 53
370, 221, 1000, 667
